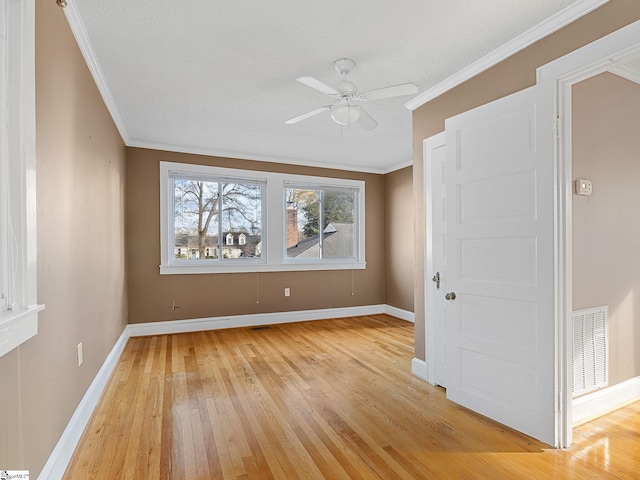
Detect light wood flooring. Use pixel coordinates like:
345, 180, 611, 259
64, 314, 640, 479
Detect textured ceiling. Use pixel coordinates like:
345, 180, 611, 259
66, 0, 596, 173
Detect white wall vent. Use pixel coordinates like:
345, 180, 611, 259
572, 306, 608, 397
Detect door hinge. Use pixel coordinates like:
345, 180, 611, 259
553, 115, 560, 139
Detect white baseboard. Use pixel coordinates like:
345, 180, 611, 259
383, 305, 415, 323
38, 328, 130, 480
411, 357, 428, 381
572, 375, 640, 426
127, 304, 387, 337
39, 303, 404, 479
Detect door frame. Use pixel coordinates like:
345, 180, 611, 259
421, 19, 640, 449
424, 132, 446, 386
540, 19, 640, 448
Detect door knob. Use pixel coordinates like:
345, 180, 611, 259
432, 272, 440, 289
445, 292, 456, 301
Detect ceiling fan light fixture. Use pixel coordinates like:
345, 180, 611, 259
331, 104, 360, 125
286, 57, 416, 130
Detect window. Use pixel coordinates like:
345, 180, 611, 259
285, 186, 358, 261
170, 170, 264, 264
0, 0, 44, 358
160, 162, 365, 274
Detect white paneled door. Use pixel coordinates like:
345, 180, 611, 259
444, 82, 557, 446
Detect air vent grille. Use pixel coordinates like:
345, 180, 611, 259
572, 306, 608, 397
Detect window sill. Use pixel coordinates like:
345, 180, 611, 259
160, 262, 366, 275
0, 304, 45, 358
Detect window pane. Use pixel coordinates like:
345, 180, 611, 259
285, 187, 356, 260
286, 188, 320, 259
220, 183, 262, 259
173, 178, 219, 260
322, 188, 355, 259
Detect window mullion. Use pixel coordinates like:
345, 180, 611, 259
318, 190, 324, 259
217, 181, 222, 260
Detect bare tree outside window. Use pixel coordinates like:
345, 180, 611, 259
173, 178, 263, 260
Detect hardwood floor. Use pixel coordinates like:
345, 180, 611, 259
64, 315, 640, 479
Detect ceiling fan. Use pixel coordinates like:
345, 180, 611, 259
285, 58, 418, 131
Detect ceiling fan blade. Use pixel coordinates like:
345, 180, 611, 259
360, 82, 418, 101
285, 105, 331, 125
297, 76, 339, 95
354, 106, 377, 131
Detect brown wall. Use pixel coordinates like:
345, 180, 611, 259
126, 148, 385, 323
384, 166, 414, 313
0, 1, 128, 474
412, 0, 640, 360
572, 72, 640, 387
9, 1, 637, 473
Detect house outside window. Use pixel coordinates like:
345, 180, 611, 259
160, 162, 365, 274
285, 186, 357, 261
169, 166, 264, 268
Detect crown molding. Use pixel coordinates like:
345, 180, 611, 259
608, 62, 640, 85
382, 159, 413, 174
62, 2, 130, 144
61, 4, 398, 176
127, 139, 388, 174
405, 0, 609, 111
63, 0, 606, 173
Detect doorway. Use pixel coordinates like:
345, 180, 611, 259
423, 19, 640, 449
567, 55, 640, 424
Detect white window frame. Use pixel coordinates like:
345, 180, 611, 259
283, 183, 361, 265
0, 0, 44, 358
160, 161, 366, 274
162, 163, 268, 270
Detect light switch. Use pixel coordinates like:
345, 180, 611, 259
575, 179, 592, 196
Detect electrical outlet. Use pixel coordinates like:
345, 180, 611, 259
284, 287, 290, 297
77, 343, 83, 366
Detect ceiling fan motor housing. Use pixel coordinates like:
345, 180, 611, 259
336, 80, 357, 97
